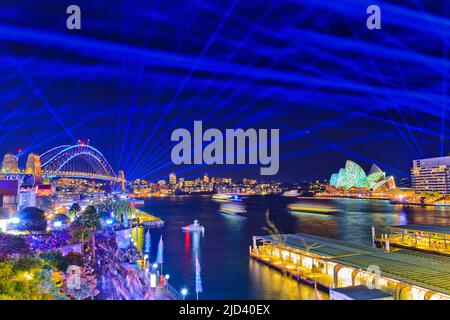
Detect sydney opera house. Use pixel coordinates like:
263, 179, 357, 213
328, 160, 396, 193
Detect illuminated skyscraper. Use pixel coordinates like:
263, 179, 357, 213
1, 154, 19, 173
169, 172, 177, 185
25, 153, 42, 177
203, 173, 210, 183
412, 157, 450, 194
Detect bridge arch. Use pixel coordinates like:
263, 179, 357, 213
41, 144, 116, 178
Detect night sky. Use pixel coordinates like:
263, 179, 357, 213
0, 0, 448, 181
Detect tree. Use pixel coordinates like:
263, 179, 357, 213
0, 256, 53, 300
36, 197, 53, 212
80, 206, 101, 261
420, 191, 442, 203
95, 198, 133, 223
39, 269, 69, 300
68, 203, 81, 219
66, 251, 84, 267
40, 252, 71, 272
69, 217, 89, 244
17, 207, 47, 234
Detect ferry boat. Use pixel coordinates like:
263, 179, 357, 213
182, 220, 205, 232
212, 193, 245, 201
287, 203, 341, 215
212, 193, 232, 201
282, 190, 300, 197
219, 203, 247, 218
131, 199, 145, 206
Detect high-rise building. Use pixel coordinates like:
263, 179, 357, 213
412, 157, 450, 194
1, 154, 19, 173
203, 173, 210, 183
169, 172, 177, 185
26, 153, 42, 179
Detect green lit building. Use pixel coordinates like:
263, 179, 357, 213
329, 160, 395, 191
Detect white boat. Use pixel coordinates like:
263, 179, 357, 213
282, 190, 300, 197
219, 203, 247, 218
131, 199, 145, 205
212, 193, 232, 201
182, 220, 205, 232
287, 202, 341, 215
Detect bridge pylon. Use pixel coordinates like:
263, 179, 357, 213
118, 170, 126, 191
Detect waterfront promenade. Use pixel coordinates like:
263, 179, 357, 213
94, 227, 176, 300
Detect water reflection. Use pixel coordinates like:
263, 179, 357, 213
248, 259, 328, 300
131, 225, 145, 252
137, 196, 450, 300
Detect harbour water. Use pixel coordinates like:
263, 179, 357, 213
137, 196, 450, 300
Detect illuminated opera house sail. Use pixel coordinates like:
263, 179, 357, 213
329, 161, 395, 191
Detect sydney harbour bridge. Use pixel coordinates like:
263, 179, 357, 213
1, 142, 125, 188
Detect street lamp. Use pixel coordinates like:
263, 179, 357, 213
11, 217, 20, 224
181, 288, 188, 300
164, 274, 170, 286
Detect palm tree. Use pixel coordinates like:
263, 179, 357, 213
68, 203, 81, 219
81, 206, 101, 261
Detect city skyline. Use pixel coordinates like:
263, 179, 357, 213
0, 1, 448, 181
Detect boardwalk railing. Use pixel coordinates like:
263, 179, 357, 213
166, 283, 182, 300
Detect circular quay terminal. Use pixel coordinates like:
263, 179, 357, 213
0, 0, 448, 318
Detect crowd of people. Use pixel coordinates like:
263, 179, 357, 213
95, 235, 171, 300
27, 231, 72, 253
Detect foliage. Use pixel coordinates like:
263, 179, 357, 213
67, 203, 81, 219
40, 252, 71, 272
17, 207, 47, 233
81, 206, 102, 260
0, 257, 53, 300
420, 191, 442, 203
69, 217, 92, 244
420, 191, 441, 199
95, 198, 133, 223
81, 206, 102, 232
0, 234, 31, 260
13, 255, 43, 272
66, 251, 85, 267
36, 197, 53, 212
39, 269, 69, 300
